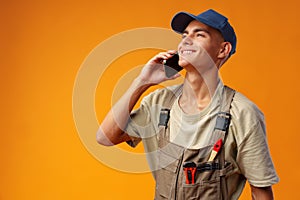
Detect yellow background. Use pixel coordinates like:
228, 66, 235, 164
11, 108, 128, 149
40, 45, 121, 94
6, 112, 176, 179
2, 0, 300, 199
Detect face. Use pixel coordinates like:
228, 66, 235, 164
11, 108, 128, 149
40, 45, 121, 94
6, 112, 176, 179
178, 20, 225, 72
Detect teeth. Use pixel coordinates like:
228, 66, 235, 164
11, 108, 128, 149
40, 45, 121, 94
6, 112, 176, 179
182, 50, 194, 55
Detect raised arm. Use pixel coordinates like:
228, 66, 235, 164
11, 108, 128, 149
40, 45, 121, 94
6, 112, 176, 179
96, 50, 179, 146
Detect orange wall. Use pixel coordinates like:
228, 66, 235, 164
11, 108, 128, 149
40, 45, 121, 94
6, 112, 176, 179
1, 0, 300, 199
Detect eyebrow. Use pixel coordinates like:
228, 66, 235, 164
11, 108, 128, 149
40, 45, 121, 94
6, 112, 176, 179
183, 28, 210, 35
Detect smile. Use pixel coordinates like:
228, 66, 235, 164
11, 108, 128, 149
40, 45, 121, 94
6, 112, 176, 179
180, 50, 196, 55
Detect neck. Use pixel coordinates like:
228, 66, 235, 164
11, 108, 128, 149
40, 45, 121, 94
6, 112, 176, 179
180, 68, 220, 112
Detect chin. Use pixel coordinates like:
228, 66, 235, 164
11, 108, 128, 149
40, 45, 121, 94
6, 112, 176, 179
178, 59, 189, 68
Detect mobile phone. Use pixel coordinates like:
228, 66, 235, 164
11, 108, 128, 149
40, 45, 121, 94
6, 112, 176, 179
163, 53, 183, 78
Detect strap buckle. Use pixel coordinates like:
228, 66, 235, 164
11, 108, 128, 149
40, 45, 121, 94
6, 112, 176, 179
158, 108, 170, 128
214, 112, 231, 132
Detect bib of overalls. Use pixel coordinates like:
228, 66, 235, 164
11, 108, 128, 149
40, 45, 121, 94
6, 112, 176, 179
153, 86, 235, 200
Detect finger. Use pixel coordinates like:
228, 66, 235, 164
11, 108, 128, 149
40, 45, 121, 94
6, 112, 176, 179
165, 50, 179, 60
154, 52, 169, 62
151, 51, 177, 64
168, 73, 181, 80
166, 50, 177, 55
159, 51, 177, 57
157, 53, 169, 60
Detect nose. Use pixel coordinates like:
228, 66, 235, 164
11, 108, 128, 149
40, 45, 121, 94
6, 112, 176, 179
181, 35, 193, 46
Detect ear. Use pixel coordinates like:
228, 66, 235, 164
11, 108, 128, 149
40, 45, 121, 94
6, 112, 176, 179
217, 42, 232, 59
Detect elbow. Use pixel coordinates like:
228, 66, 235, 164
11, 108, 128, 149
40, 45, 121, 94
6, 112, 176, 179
96, 128, 114, 146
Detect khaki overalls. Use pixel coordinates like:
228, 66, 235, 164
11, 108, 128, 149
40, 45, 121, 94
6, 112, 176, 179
153, 86, 236, 200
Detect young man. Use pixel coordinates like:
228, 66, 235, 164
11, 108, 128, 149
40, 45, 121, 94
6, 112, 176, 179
97, 9, 279, 199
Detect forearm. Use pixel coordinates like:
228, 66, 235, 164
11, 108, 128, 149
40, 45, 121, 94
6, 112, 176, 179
251, 185, 274, 200
97, 77, 152, 146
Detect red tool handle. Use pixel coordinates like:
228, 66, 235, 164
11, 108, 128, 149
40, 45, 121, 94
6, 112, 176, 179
184, 167, 197, 184
213, 139, 223, 152
190, 167, 196, 184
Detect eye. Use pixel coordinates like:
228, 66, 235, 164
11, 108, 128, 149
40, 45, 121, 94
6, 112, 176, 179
196, 33, 205, 37
182, 33, 187, 39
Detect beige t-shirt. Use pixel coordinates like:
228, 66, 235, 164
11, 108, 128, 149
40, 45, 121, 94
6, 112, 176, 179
125, 83, 279, 198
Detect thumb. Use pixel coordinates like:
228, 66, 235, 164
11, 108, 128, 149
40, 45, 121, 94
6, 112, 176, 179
168, 73, 181, 80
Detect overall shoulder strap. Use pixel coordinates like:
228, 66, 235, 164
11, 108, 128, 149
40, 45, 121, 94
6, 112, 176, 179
221, 86, 236, 114
214, 86, 236, 136
158, 85, 183, 128
215, 85, 236, 200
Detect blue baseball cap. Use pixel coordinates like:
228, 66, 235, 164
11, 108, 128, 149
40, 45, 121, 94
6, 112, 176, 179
171, 9, 237, 56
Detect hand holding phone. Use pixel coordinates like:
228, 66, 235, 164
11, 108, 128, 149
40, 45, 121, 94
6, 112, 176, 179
163, 53, 183, 78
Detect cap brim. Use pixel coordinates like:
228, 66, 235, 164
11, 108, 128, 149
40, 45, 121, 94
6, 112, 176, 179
171, 12, 198, 33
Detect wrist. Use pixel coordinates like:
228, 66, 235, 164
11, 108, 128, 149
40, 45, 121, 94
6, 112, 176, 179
133, 76, 154, 92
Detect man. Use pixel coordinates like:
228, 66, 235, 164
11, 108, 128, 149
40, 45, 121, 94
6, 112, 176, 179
97, 9, 279, 199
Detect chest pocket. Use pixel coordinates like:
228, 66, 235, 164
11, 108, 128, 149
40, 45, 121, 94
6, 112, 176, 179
182, 159, 233, 200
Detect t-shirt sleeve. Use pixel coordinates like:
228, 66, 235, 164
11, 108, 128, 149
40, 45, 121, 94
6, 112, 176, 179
125, 97, 153, 148
124, 85, 181, 148
236, 119, 279, 187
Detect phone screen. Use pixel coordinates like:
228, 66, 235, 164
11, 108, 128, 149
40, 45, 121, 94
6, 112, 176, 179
163, 53, 183, 78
